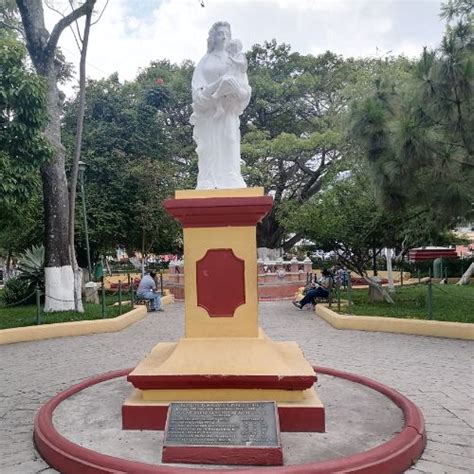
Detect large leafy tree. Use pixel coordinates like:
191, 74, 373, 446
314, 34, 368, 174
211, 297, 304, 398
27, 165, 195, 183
241, 41, 412, 250
62, 62, 191, 258
280, 172, 393, 275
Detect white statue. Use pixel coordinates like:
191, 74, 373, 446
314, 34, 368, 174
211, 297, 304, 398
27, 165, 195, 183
191, 21, 251, 189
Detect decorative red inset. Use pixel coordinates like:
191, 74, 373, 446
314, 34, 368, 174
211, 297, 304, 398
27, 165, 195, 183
196, 249, 245, 317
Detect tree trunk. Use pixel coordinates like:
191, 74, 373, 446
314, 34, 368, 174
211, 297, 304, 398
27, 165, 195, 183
363, 274, 395, 304
141, 229, 146, 277
257, 212, 302, 251
16, 0, 97, 312
386, 248, 395, 293
372, 247, 378, 276
69, 9, 92, 313
257, 212, 284, 248
42, 68, 75, 311
6, 249, 11, 273
457, 262, 474, 285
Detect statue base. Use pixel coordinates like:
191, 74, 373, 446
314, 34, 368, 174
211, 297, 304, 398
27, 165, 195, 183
122, 187, 325, 433
122, 329, 325, 432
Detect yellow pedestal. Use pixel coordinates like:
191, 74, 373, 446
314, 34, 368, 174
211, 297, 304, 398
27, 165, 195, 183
179, 187, 264, 338
123, 188, 325, 432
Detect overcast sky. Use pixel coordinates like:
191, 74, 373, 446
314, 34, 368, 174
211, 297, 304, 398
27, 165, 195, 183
44, 0, 445, 89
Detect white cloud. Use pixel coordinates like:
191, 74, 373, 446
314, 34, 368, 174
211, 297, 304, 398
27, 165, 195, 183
42, 0, 444, 95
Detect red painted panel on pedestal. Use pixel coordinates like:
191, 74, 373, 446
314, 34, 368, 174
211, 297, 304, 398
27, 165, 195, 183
196, 249, 245, 317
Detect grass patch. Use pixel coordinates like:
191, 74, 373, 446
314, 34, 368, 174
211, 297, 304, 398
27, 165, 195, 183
0, 291, 133, 330
335, 284, 474, 324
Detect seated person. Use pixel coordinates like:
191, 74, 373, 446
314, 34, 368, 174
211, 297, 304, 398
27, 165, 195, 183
293, 268, 333, 310
136, 271, 163, 312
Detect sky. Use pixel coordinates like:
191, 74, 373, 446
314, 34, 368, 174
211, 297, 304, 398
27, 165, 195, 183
44, 0, 445, 91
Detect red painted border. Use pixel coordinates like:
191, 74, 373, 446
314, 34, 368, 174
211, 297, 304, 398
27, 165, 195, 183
162, 445, 283, 466
126, 373, 317, 390
164, 196, 273, 228
34, 366, 426, 473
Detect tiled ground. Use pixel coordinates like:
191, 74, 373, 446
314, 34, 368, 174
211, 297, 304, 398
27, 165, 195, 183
0, 301, 472, 473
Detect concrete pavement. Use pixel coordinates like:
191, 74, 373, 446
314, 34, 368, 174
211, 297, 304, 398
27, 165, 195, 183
0, 301, 472, 473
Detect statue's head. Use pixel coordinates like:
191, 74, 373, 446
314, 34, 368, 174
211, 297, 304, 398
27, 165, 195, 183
207, 21, 231, 53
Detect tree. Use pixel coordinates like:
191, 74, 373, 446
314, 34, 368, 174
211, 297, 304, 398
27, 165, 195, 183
0, 196, 43, 273
280, 169, 397, 302
280, 164, 459, 302
0, 34, 50, 206
241, 41, 412, 250
61, 63, 189, 258
67, 2, 94, 310
121, 158, 182, 260
16, 0, 97, 311
0, 30, 49, 270
457, 262, 474, 285
351, 0, 473, 226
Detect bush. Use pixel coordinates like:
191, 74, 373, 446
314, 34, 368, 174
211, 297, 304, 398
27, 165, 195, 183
17, 244, 45, 292
1, 277, 35, 306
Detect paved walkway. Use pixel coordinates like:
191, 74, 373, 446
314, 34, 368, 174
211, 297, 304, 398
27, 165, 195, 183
0, 301, 472, 473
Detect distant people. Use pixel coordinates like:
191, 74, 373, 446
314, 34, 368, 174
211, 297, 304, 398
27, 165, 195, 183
333, 265, 349, 289
342, 266, 349, 289
293, 268, 333, 310
136, 271, 163, 312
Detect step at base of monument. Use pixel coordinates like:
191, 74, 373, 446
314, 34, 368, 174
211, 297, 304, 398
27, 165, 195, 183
127, 332, 317, 391
162, 445, 284, 466
122, 387, 325, 432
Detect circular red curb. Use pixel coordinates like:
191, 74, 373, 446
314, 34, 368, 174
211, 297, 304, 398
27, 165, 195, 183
34, 366, 426, 474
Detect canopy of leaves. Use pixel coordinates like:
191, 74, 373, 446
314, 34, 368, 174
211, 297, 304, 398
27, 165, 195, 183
241, 41, 413, 248
0, 35, 50, 206
62, 63, 192, 258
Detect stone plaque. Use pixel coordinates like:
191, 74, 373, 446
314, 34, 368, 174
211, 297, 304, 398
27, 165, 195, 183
165, 401, 279, 446
162, 401, 282, 465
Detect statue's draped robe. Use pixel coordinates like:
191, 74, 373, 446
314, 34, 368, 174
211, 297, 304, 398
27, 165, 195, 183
191, 52, 251, 189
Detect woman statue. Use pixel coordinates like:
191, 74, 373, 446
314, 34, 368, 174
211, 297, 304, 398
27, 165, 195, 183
191, 21, 251, 189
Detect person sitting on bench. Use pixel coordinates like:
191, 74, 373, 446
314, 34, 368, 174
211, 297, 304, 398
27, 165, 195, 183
293, 268, 333, 310
136, 271, 163, 312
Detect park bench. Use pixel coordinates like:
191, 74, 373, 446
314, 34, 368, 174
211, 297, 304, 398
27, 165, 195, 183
308, 279, 335, 308
134, 298, 151, 311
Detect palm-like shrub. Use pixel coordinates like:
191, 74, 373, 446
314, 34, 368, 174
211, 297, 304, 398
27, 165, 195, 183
17, 244, 45, 292
1, 277, 34, 305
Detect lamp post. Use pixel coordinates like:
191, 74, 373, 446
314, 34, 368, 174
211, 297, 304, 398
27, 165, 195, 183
78, 160, 92, 280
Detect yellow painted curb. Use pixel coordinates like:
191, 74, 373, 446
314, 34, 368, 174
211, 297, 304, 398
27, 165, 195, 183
315, 304, 474, 340
0, 294, 175, 346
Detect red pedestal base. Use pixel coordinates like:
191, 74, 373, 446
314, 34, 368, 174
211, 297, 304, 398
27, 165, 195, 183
33, 367, 426, 474
162, 445, 283, 466
122, 403, 325, 432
